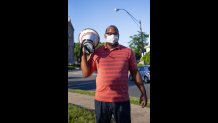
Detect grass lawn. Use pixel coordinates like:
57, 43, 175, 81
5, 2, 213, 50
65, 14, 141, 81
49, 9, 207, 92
68, 103, 95, 123
68, 89, 150, 108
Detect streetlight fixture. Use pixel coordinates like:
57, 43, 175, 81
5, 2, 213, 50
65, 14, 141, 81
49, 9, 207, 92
114, 8, 145, 56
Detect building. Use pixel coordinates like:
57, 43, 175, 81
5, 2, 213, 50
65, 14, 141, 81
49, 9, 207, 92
144, 36, 150, 54
68, 16, 74, 65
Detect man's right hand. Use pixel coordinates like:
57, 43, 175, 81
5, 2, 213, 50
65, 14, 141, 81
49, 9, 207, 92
82, 47, 86, 55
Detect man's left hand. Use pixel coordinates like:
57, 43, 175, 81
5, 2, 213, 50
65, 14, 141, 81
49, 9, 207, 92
139, 94, 147, 108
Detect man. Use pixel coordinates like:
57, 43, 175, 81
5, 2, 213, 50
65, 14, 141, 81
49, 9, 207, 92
81, 25, 147, 123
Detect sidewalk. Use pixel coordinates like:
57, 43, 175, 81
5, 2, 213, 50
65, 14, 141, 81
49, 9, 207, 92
68, 69, 97, 76
68, 92, 150, 123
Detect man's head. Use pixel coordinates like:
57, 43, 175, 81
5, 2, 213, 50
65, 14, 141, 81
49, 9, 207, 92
104, 25, 119, 47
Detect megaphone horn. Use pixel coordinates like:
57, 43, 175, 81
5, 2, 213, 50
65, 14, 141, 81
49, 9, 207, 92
78, 28, 100, 58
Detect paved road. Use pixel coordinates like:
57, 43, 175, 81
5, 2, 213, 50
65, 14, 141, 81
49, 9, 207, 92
68, 70, 150, 99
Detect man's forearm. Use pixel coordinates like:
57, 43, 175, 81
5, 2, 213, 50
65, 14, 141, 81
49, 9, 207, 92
81, 54, 91, 77
131, 70, 147, 96
135, 82, 147, 96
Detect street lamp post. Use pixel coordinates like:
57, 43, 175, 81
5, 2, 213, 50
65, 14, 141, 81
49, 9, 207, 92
114, 8, 145, 57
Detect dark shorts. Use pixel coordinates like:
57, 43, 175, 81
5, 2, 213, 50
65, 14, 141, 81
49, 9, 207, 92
95, 100, 131, 123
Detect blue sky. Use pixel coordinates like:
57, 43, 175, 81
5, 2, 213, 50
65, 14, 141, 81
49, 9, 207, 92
68, 0, 150, 48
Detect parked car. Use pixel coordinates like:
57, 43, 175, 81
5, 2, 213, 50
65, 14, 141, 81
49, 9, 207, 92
128, 65, 150, 83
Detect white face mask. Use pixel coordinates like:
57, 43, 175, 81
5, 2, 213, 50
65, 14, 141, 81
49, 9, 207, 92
105, 34, 119, 44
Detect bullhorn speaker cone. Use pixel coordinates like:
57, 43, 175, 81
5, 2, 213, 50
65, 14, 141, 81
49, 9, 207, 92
78, 28, 100, 54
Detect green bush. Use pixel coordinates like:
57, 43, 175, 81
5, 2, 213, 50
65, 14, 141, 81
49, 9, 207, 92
68, 64, 80, 70
137, 63, 144, 67
141, 51, 150, 65
68, 65, 75, 69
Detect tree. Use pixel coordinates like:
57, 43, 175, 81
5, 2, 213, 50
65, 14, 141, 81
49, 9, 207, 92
74, 42, 80, 64
128, 31, 149, 61
95, 42, 104, 49
141, 51, 150, 65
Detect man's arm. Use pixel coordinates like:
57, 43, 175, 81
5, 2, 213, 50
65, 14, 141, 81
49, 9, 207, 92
80, 51, 92, 77
130, 69, 148, 108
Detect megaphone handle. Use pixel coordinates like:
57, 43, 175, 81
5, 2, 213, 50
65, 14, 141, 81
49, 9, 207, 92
84, 45, 91, 54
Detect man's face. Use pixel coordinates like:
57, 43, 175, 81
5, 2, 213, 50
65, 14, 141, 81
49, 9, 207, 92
104, 26, 119, 47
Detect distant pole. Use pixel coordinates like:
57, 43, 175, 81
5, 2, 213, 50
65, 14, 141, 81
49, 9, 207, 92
139, 20, 144, 57
114, 8, 144, 57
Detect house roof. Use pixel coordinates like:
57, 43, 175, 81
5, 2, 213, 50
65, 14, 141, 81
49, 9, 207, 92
68, 16, 74, 30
